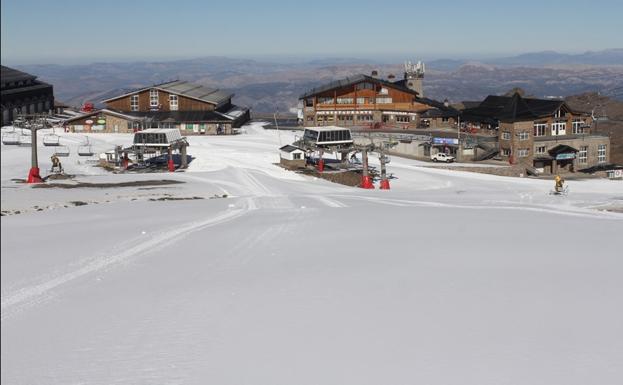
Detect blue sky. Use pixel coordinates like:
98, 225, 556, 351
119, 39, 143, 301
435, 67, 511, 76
1, 0, 622, 64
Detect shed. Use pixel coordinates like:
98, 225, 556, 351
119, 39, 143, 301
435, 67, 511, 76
280, 144, 305, 161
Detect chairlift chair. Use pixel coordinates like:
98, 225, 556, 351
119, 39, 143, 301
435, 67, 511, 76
54, 145, 70, 157
78, 136, 94, 156
18, 134, 32, 147
1, 129, 20, 145
43, 133, 61, 146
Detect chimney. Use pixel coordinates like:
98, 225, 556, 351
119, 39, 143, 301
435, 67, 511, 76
387, 73, 396, 81
444, 99, 449, 108
404, 60, 425, 97
371, 70, 379, 78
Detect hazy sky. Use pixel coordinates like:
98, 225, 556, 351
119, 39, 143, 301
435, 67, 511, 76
1, 0, 622, 64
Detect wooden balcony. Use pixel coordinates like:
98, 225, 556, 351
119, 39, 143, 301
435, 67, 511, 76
314, 103, 423, 112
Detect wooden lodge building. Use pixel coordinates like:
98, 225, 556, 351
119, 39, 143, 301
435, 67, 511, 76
1, 65, 54, 126
461, 93, 610, 173
64, 80, 249, 134
299, 69, 458, 130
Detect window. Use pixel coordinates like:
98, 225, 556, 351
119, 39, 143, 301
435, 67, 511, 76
169, 94, 178, 111
579, 146, 588, 164
150, 89, 159, 107
379, 87, 388, 95
318, 97, 334, 105
336, 97, 353, 104
307, 116, 314, 121
130, 95, 139, 111
356, 97, 367, 104
501, 148, 511, 156
396, 115, 410, 123
293, 153, 302, 160
502, 131, 511, 140
518, 148, 529, 157
533, 123, 547, 137
572, 119, 585, 134
598, 144, 606, 163
518, 131, 529, 140
555, 108, 566, 118
357, 114, 373, 121
305, 98, 314, 107
185, 123, 194, 130
338, 115, 353, 121
376, 97, 392, 104
442, 117, 449, 122
536, 146, 547, 154
355, 82, 374, 90
551, 122, 566, 136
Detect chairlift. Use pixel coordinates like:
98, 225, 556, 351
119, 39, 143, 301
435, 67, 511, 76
43, 133, 61, 146
78, 136, 94, 156
54, 145, 70, 157
18, 134, 32, 147
1, 127, 20, 145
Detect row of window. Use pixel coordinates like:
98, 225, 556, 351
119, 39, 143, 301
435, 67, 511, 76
316, 114, 373, 122
506, 144, 607, 163
130, 90, 179, 111
318, 97, 394, 105
533, 121, 587, 136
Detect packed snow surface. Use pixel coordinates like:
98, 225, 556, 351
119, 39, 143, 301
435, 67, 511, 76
2, 123, 623, 384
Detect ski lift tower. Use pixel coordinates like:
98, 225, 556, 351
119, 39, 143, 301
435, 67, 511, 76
18, 114, 49, 183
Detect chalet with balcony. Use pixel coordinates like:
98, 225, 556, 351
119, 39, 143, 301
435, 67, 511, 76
69, 80, 251, 134
299, 72, 458, 130
461, 93, 610, 173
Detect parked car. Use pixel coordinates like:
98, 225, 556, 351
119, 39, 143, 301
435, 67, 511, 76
431, 153, 455, 163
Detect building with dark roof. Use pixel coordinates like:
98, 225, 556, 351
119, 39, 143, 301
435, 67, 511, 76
461, 93, 610, 173
79, 80, 251, 134
298, 66, 457, 130
1, 65, 54, 126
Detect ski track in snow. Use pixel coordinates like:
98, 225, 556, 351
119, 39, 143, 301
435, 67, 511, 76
0, 198, 256, 321
332, 194, 623, 220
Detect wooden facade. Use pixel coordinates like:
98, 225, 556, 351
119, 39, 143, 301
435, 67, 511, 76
96, 80, 249, 134
300, 75, 457, 129
105, 89, 222, 113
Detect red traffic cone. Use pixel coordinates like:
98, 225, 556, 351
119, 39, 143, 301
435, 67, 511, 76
168, 157, 175, 172
379, 179, 390, 190
360, 175, 374, 189
317, 159, 324, 173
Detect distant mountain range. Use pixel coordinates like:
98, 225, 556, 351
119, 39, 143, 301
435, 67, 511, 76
8, 49, 623, 113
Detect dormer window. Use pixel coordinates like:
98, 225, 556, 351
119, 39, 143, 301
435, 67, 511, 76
379, 87, 389, 95
130, 95, 139, 111
150, 89, 159, 107
169, 94, 178, 111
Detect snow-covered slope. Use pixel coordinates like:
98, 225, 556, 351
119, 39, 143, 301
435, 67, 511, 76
2, 123, 622, 384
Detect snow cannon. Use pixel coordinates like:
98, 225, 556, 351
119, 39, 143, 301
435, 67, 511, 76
317, 159, 324, 173
360, 175, 374, 189
379, 179, 390, 190
27, 167, 44, 183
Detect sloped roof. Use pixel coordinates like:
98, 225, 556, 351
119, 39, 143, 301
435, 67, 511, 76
102, 80, 233, 106
461, 93, 583, 123
1, 65, 37, 84
299, 74, 420, 99
279, 144, 303, 153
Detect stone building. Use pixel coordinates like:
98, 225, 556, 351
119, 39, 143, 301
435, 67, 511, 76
462, 93, 610, 173
1, 65, 54, 126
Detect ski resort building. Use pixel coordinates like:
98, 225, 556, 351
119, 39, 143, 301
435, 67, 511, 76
299, 64, 458, 130
64, 80, 249, 134
1, 66, 54, 126
461, 94, 611, 173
